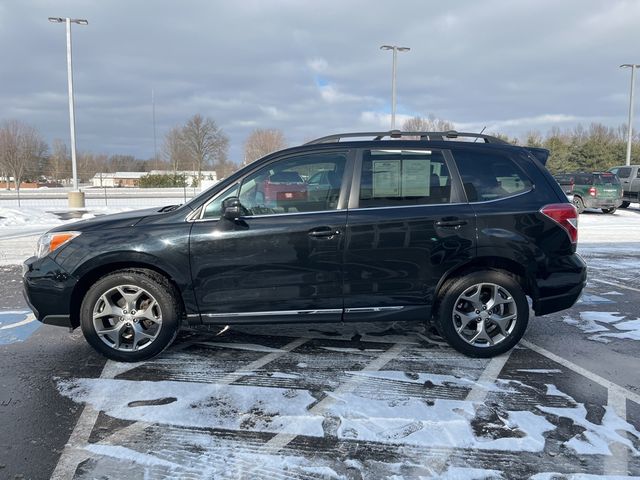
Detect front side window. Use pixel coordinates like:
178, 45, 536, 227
237, 152, 347, 216
454, 150, 532, 202
358, 149, 452, 208
202, 183, 240, 219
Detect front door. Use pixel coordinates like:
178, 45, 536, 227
343, 148, 476, 321
189, 149, 352, 323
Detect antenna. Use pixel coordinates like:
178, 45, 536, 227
473, 126, 486, 142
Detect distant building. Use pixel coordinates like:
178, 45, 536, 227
91, 170, 217, 188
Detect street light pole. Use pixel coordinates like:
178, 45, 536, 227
49, 17, 88, 202
380, 45, 410, 130
621, 64, 640, 166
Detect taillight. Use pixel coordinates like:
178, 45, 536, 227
541, 203, 578, 244
589, 187, 597, 197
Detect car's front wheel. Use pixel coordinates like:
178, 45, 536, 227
80, 269, 181, 362
573, 196, 585, 213
436, 270, 529, 358
602, 207, 617, 214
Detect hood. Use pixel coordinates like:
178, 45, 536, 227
49, 206, 166, 233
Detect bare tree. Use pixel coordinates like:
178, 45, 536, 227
243, 128, 287, 165
182, 114, 229, 185
48, 139, 69, 184
163, 126, 190, 174
0, 120, 47, 191
402, 115, 455, 138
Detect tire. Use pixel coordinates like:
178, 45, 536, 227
601, 207, 617, 214
620, 201, 630, 209
80, 269, 182, 362
573, 196, 585, 214
436, 270, 529, 358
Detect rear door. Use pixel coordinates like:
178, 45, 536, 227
189, 149, 352, 322
343, 147, 476, 322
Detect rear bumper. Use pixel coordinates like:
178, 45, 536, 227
533, 253, 587, 316
23, 256, 77, 328
584, 197, 622, 209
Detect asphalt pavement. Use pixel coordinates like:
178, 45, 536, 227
0, 214, 639, 479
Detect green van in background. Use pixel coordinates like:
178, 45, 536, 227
553, 172, 622, 214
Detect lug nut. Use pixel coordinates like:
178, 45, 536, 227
475, 310, 480, 314
482, 305, 487, 310
123, 310, 128, 314
131, 310, 136, 314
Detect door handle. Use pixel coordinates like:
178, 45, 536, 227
308, 227, 341, 238
435, 219, 467, 228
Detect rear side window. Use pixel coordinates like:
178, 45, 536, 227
454, 150, 532, 202
358, 149, 452, 208
595, 173, 620, 185
615, 167, 631, 178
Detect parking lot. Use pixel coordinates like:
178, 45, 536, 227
1, 209, 640, 479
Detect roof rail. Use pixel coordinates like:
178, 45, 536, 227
304, 130, 509, 145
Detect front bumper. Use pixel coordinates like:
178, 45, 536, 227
23, 256, 76, 328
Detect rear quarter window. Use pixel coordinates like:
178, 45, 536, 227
453, 149, 533, 202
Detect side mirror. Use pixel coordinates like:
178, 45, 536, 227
221, 197, 242, 220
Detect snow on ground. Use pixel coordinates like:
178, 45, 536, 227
54, 329, 640, 478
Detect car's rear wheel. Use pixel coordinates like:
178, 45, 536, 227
620, 201, 630, 209
601, 207, 617, 214
80, 269, 181, 362
573, 196, 585, 213
436, 270, 529, 358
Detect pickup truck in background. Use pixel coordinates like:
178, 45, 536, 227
608, 165, 640, 208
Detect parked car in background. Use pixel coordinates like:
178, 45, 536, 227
24, 130, 586, 362
608, 165, 640, 208
553, 172, 622, 214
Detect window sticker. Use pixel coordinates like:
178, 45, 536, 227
372, 159, 401, 197
402, 159, 430, 197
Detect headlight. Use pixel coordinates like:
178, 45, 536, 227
36, 231, 81, 258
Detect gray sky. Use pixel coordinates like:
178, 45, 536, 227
1, 0, 639, 163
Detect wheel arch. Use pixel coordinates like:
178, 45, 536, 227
69, 257, 189, 328
435, 256, 533, 306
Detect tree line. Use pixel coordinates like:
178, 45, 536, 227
2, 113, 640, 190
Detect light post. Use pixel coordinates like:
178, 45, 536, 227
621, 63, 640, 166
380, 45, 410, 130
49, 16, 88, 207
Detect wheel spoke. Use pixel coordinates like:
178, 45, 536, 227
131, 323, 155, 350
485, 287, 513, 311
469, 321, 494, 345
116, 286, 144, 311
93, 295, 123, 320
455, 310, 477, 332
95, 321, 123, 336
491, 313, 517, 336
135, 300, 161, 324
460, 285, 483, 309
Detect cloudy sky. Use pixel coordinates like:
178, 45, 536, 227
1, 0, 639, 163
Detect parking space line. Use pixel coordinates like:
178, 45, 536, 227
604, 389, 629, 476
50, 361, 132, 480
591, 277, 640, 293
521, 340, 640, 405
264, 342, 407, 453
465, 350, 512, 403
50, 335, 310, 480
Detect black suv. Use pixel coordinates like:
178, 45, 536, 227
23, 131, 586, 362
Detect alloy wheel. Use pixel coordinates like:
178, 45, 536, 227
92, 284, 163, 352
451, 282, 518, 348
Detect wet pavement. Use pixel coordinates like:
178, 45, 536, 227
0, 219, 639, 478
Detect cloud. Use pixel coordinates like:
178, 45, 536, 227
0, 0, 639, 161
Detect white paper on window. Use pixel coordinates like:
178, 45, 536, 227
372, 159, 401, 197
402, 159, 430, 196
